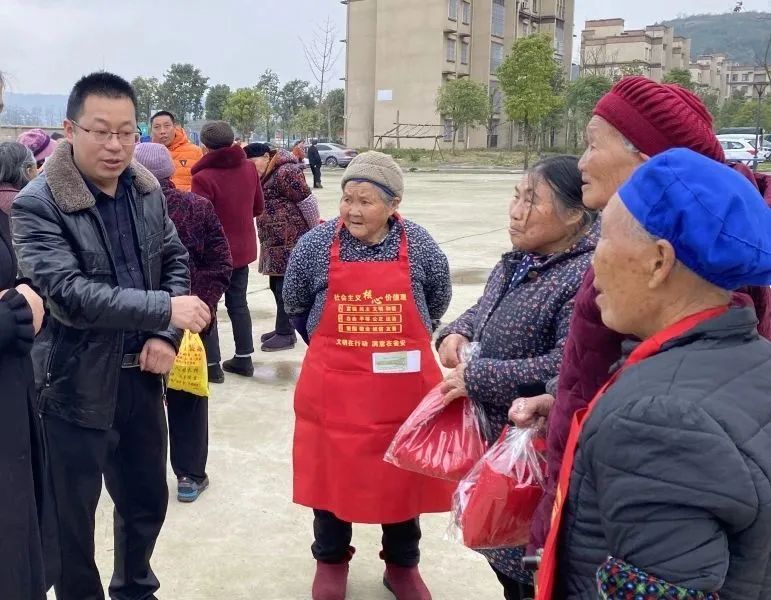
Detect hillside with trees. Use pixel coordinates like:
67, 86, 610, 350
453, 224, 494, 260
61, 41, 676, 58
660, 11, 770, 65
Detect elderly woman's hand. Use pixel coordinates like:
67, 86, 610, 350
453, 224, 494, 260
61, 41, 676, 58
438, 333, 470, 369
441, 363, 468, 406
508, 394, 555, 432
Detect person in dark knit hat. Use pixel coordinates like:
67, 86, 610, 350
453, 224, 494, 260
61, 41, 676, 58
284, 151, 453, 600
540, 148, 771, 599
191, 122, 264, 378
135, 142, 232, 502
516, 76, 771, 553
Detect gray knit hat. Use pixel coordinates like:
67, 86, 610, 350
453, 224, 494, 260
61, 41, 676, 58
134, 142, 174, 181
341, 151, 404, 199
200, 120, 235, 150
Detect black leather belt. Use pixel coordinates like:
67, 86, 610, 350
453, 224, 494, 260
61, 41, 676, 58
121, 353, 141, 369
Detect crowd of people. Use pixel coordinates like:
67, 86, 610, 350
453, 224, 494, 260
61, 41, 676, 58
1, 66, 771, 600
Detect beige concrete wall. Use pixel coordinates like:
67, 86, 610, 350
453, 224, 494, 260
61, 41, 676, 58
345, 0, 378, 148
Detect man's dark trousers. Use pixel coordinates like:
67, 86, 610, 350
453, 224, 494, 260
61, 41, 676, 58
42, 368, 168, 600
310, 164, 322, 188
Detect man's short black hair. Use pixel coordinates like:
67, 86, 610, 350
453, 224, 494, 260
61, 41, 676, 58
66, 72, 137, 121
150, 110, 176, 125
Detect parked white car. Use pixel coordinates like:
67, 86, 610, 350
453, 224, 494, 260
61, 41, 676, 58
717, 135, 771, 163
717, 137, 766, 165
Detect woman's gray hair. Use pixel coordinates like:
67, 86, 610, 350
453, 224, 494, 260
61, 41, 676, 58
621, 136, 639, 154
0, 142, 36, 190
375, 186, 398, 207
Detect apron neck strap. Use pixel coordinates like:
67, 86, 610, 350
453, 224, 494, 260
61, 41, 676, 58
331, 214, 408, 262
625, 305, 729, 368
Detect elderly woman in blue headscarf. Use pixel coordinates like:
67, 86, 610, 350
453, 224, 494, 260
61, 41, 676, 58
543, 149, 771, 600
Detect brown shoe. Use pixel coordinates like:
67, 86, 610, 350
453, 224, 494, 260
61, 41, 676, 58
383, 564, 431, 600
312, 561, 349, 600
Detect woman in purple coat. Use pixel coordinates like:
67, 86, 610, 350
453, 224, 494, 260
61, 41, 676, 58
437, 156, 597, 600
135, 143, 233, 503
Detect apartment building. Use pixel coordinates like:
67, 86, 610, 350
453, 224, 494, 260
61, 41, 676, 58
689, 53, 731, 102
344, 0, 575, 150
580, 19, 690, 81
725, 64, 770, 99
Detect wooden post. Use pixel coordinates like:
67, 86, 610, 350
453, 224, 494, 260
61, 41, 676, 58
396, 110, 401, 149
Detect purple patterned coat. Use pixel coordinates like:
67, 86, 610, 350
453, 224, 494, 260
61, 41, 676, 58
161, 180, 233, 323
435, 222, 598, 583
256, 150, 317, 276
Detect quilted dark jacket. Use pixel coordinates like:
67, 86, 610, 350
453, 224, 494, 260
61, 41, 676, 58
530, 267, 771, 550
557, 307, 771, 599
12, 141, 190, 430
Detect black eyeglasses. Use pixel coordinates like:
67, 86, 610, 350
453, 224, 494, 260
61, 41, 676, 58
71, 120, 140, 146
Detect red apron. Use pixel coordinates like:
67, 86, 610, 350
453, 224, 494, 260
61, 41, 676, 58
293, 217, 456, 524
535, 306, 728, 600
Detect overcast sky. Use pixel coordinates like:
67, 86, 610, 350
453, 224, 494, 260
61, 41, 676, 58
1, 0, 769, 95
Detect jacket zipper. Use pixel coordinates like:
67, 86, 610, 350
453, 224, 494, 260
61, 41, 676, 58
44, 326, 63, 387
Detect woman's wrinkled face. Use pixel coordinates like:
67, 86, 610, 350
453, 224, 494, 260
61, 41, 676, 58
250, 153, 271, 177
509, 175, 581, 255
578, 116, 646, 211
340, 181, 400, 244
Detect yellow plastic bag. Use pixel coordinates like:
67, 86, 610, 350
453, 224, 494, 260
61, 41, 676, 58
168, 330, 208, 396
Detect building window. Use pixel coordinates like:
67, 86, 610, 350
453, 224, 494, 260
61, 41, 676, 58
732, 73, 738, 81
532, 0, 538, 12
448, 0, 458, 20
461, 40, 470, 65
489, 80, 502, 113
491, 0, 505, 38
446, 37, 457, 62
462, 1, 472, 24
726, 74, 730, 83
742, 73, 750, 82
490, 41, 504, 74
444, 118, 454, 142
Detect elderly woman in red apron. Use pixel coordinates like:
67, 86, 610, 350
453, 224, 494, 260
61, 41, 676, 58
284, 151, 455, 600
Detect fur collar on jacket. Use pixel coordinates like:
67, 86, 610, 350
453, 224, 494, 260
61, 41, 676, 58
43, 140, 159, 214
190, 145, 247, 174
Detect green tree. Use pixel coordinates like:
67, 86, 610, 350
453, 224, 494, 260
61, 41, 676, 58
435, 78, 489, 153
498, 34, 563, 167
565, 75, 613, 150
718, 93, 750, 129
616, 60, 648, 80
223, 88, 269, 141
205, 84, 231, 120
156, 63, 209, 125
131, 76, 159, 125
695, 85, 720, 125
292, 107, 324, 139
322, 88, 345, 141
663, 68, 695, 90
279, 80, 316, 141
256, 69, 281, 141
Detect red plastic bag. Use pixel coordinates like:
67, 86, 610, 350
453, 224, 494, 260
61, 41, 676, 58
451, 426, 546, 549
384, 383, 489, 481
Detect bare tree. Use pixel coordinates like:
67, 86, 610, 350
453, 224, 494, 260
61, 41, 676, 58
302, 16, 343, 138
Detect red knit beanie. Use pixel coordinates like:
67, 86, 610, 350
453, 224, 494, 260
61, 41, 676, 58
593, 76, 725, 163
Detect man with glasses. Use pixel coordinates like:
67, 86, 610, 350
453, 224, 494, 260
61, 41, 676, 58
12, 72, 211, 600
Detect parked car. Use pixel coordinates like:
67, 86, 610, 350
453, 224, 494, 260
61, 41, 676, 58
315, 143, 358, 167
717, 134, 771, 161
717, 137, 765, 165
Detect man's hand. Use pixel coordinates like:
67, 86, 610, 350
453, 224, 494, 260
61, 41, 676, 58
441, 363, 468, 406
139, 338, 177, 374
438, 333, 470, 369
16, 284, 45, 334
508, 394, 555, 431
170, 296, 211, 333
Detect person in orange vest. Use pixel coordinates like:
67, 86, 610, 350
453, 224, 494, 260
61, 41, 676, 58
150, 110, 202, 191
535, 149, 771, 599
284, 151, 455, 600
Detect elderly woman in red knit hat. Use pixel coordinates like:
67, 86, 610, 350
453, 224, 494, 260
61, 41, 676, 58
507, 76, 771, 556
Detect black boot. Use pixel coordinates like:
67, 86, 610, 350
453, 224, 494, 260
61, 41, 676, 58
261, 334, 296, 352
222, 356, 254, 377
208, 363, 225, 384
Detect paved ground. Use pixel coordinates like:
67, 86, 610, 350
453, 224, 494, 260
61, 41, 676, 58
62, 169, 522, 600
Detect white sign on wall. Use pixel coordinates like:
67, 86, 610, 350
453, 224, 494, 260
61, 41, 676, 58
377, 89, 393, 102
